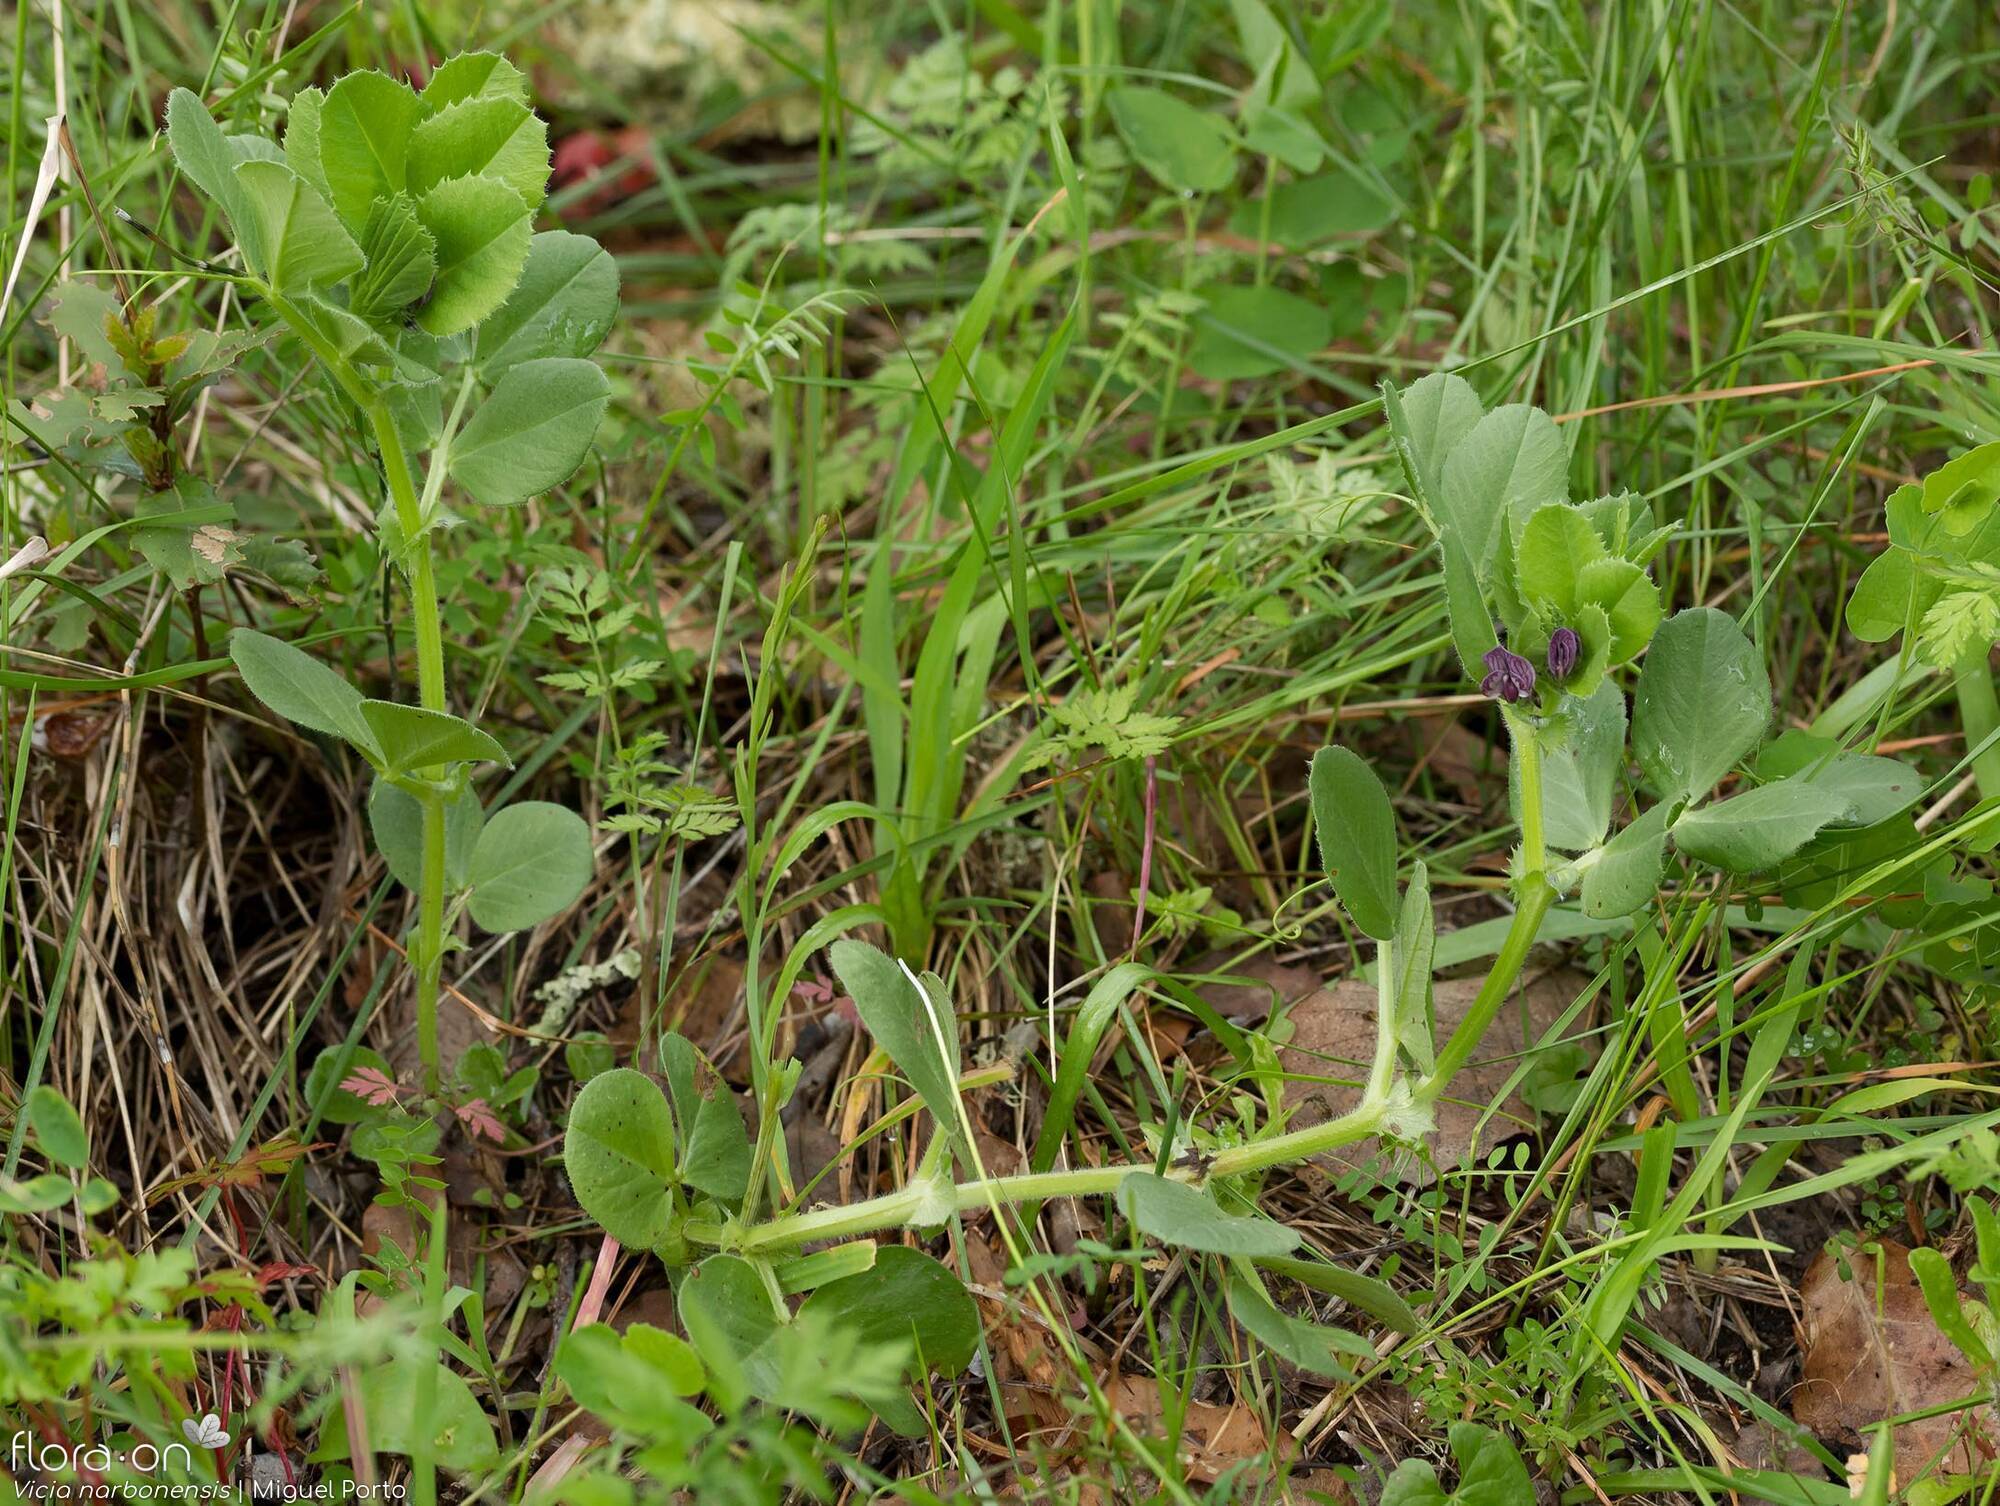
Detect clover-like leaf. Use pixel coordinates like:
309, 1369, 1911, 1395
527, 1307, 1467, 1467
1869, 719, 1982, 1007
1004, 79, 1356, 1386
1438, 403, 1568, 580
1106, 86, 1237, 194
466, 801, 593, 933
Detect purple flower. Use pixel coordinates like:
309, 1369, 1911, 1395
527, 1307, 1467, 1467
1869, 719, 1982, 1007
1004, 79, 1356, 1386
1546, 626, 1581, 680
1480, 645, 1537, 704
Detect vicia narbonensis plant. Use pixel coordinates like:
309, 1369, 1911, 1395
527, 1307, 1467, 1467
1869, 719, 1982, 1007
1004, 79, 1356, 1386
552, 373, 1927, 1419
167, 57, 617, 1089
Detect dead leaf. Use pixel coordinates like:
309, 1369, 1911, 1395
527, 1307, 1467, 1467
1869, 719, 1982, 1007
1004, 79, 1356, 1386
1278, 967, 1591, 1186
1110, 1374, 1295, 1483
1793, 1241, 1997, 1475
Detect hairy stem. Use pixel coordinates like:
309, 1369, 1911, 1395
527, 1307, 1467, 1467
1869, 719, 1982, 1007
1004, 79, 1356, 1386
691, 721, 1564, 1259
368, 402, 451, 1091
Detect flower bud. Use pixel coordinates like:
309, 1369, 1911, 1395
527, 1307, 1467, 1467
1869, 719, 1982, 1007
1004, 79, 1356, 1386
1546, 626, 1581, 680
1479, 645, 1537, 704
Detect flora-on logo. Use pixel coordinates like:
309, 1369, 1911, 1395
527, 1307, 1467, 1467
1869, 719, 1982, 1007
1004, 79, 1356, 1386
180, 1413, 230, 1449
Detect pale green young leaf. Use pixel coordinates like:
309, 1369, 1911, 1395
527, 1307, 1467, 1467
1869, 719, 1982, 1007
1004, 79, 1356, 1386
466, 801, 593, 932
282, 86, 330, 202
318, 71, 423, 228
349, 194, 438, 323
1575, 557, 1661, 664
414, 173, 532, 336
1514, 503, 1603, 615
421, 52, 529, 113
555, 1324, 712, 1441
229, 628, 378, 758
1631, 607, 1769, 803
449, 356, 610, 506
407, 96, 550, 209
1801, 753, 1922, 826
474, 230, 619, 372
1847, 549, 1936, 643
358, 700, 508, 774
367, 780, 484, 894
232, 160, 363, 292
562, 1067, 676, 1247
1309, 745, 1399, 940
1118, 1173, 1299, 1255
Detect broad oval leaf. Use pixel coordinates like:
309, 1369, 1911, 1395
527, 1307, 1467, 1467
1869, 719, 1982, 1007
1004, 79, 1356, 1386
466, 800, 593, 933
1438, 403, 1568, 580
1631, 606, 1770, 803
367, 780, 483, 895
555, 1323, 711, 1441
414, 173, 532, 336
827, 940, 964, 1153
26, 1085, 88, 1170
796, 1246, 980, 1435
1107, 86, 1238, 194
1118, 1172, 1299, 1256
475, 231, 619, 373
1249, 1252, 1421, 1334
1309, 745, 1399, 940
1188, 285, 1330, 381
309, 1360, 497, 1472
229, 628, 378, 758
449, 356, 610, 506
562, 1067, 676, 1247
678, 1253, 785, 1407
